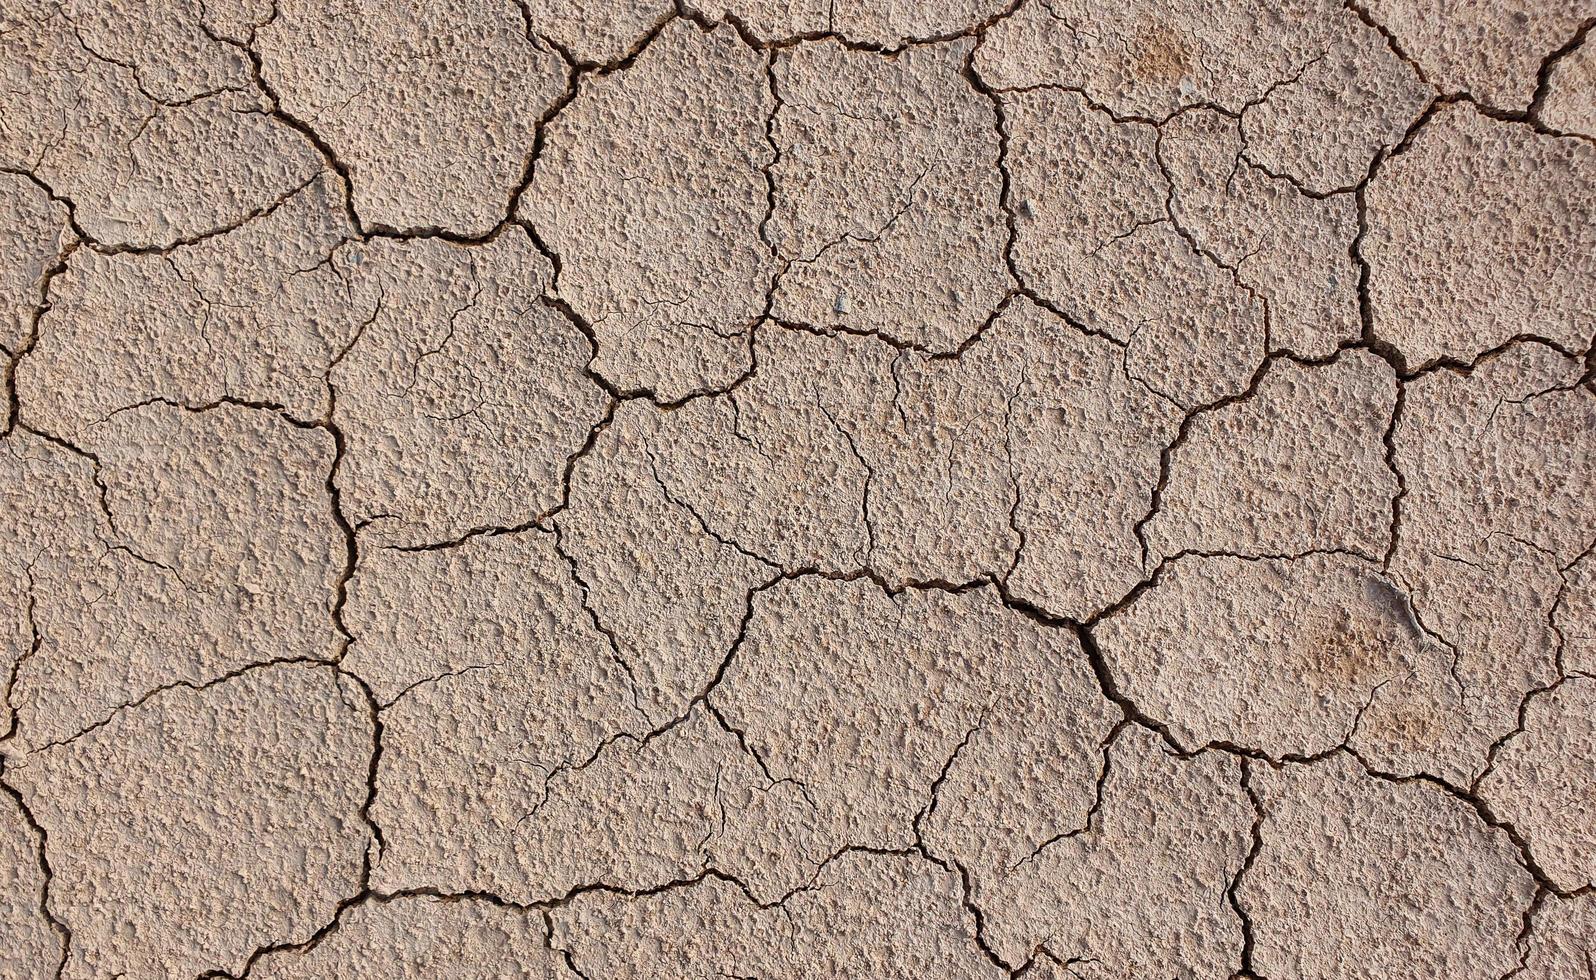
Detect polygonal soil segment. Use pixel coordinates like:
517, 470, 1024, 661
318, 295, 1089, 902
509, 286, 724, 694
1477, 678, 1596, 894
974, 0, 1345, 119
1237, 6, 1432, 193
1364, 103, 1596, 370
6, 664, 373, 980
256, 0, 569, 237
2, 409, 345, 754
1240, 754, 1538, 980
327, 233, 609, 549
767, 38, 1010, 350
553, 849, 1009, 979
15, 173, 357, 435
709, 575, 1117, 897
0, 785, 63, 980
1159, 108, 1362, 359
1516, 893, 1596, 980
249, 897, 577, 980
1540, 32, 1596, 136
554, 395, 777, 724
0, 2, 321, 250
1385, 344, 1596, 785
350, 529, 656, 902
0, 173, 71, 360
1560, 549, 1596, 676
521, 18, 775, 401
691, 0, 1016, 46
1002, 86, 1268, 408
968, 727, 1254, 975
1140, 350, 1399, 565
1094, 552, 1441, 761
557, 299, 1183, 627
1358, 0, 1593, 110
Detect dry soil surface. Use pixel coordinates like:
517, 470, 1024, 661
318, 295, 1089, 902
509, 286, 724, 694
3, 1, 1595, 978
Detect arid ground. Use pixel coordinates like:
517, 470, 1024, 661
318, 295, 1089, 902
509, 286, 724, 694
3, 0, 1595, 977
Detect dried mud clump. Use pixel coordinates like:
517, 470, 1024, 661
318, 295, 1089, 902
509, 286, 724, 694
2, 1, 1591, 978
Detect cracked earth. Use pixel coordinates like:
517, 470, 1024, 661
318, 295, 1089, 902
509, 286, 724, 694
1, 0, 1594, 977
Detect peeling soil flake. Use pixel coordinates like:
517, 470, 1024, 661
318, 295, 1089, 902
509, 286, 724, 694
2, 1, 1592, 978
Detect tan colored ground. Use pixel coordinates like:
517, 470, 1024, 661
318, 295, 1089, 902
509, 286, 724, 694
2, 0, 1594, 977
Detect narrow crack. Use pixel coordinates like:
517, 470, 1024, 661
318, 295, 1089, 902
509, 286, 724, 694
1226, 757, 1267, 980
1528, 18, 1596, 127
1008, 720, 1125, 871
0, 754, 73, 980
334, 668, 388, 872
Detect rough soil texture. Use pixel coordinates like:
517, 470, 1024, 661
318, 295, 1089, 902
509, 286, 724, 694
2, 1, 1594, 978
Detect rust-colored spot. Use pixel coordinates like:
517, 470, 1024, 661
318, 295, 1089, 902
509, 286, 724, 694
1131, 28, 1193, 82
1366, 700, 1442, 745
1300, 615, 1388, 688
